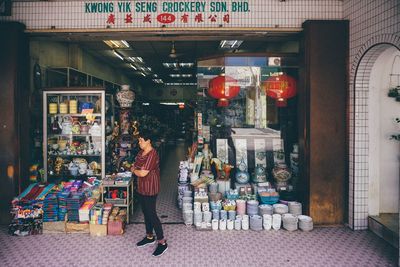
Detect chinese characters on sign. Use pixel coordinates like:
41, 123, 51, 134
85, 1, 250, 26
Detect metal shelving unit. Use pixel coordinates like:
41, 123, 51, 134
101, 179, 134, 224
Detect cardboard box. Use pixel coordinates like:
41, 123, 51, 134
43, 221, 66, 234
65, 222, 89, 234
90, 223, 107, 237
107, 221, 124, 235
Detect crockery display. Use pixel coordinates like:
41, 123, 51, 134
116, 85, 135, 108
59, 116, 73, 135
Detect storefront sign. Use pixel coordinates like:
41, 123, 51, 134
0, 0, 11, 16
0, 0, 343, 30
84, 1, 249, 26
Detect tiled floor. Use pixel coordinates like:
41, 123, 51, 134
0, 143, 398, 267
0, 224, 397, 267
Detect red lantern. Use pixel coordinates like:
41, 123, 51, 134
208, 75, 240, 107
263, 74, 297, 107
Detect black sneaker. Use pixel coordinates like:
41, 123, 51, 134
152, 242, 168, 257
136, 236, 156, 247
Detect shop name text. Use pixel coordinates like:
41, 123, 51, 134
84, 1, 250, 13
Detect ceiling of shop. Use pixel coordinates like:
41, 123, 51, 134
31, 31, 300, 87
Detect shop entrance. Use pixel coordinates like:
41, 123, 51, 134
28, 33, 301, 224
354, 44, 400, 246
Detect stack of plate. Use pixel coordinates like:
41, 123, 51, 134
182, 203, 192, 211
288, 202, 302, 216
262, 214, 272, 230
183, 209, 193, 225
298, 215, 314, 231
212, 209, 220, 220
258, 204, 273, 215
273, 203, 289, 214
183, 190, 193, 197
194, 211, 202, 225
250, 215, 263, 231
272, 214, 282, 230
247, 200, 259, 216
182, 196, 193, 204
282, 213, 298, 231
203, 211, 212, 223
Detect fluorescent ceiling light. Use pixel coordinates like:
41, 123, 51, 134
163, 62, 194, 68
163, 63, 178, 68
129, 63, 137, 70
152, 79, 163, 84
169, 74, 192, 78
165, 82, 197, 86
104, 40, 130, 49
142, 102, 150, 106
179, 63, 194, 68
120, 40, 130, 48
113, 50, 124, 61
219, 40, 243, 49
231, 40, 238, 48
140, 72, 146, 77
129, 57, 144, 63
153, 74, 158, 78
160, 102, 181, 106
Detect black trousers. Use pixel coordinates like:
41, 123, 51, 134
138, 193, 164, 240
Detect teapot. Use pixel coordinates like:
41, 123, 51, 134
89, 121, 101, 136
71, 121, 81, 134
80, 121, 90, 134
68, 162, 79, 176
58, 115, 73, 135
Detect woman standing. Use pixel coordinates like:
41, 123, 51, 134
131, 131, 168, 257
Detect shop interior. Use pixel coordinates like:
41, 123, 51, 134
11, 30, 316, 234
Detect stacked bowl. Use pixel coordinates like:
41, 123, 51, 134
282, 213, 298, 231
298, 215, 314, 231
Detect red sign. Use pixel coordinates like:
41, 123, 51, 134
157, 13, 176, 24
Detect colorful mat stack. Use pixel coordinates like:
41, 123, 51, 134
57, 191, 70, 221
43, 193, 59, 222
66, 193, 85, 222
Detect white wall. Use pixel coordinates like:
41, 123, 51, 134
369, 47, 400, 215
344, 0, 400, 230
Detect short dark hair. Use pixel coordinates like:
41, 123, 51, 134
139, 129, 154, 142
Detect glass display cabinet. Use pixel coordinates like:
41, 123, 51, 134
43, 88, 106, 182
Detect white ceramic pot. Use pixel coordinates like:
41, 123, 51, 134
219, 219, 227, 230
227, 219, 234, 230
